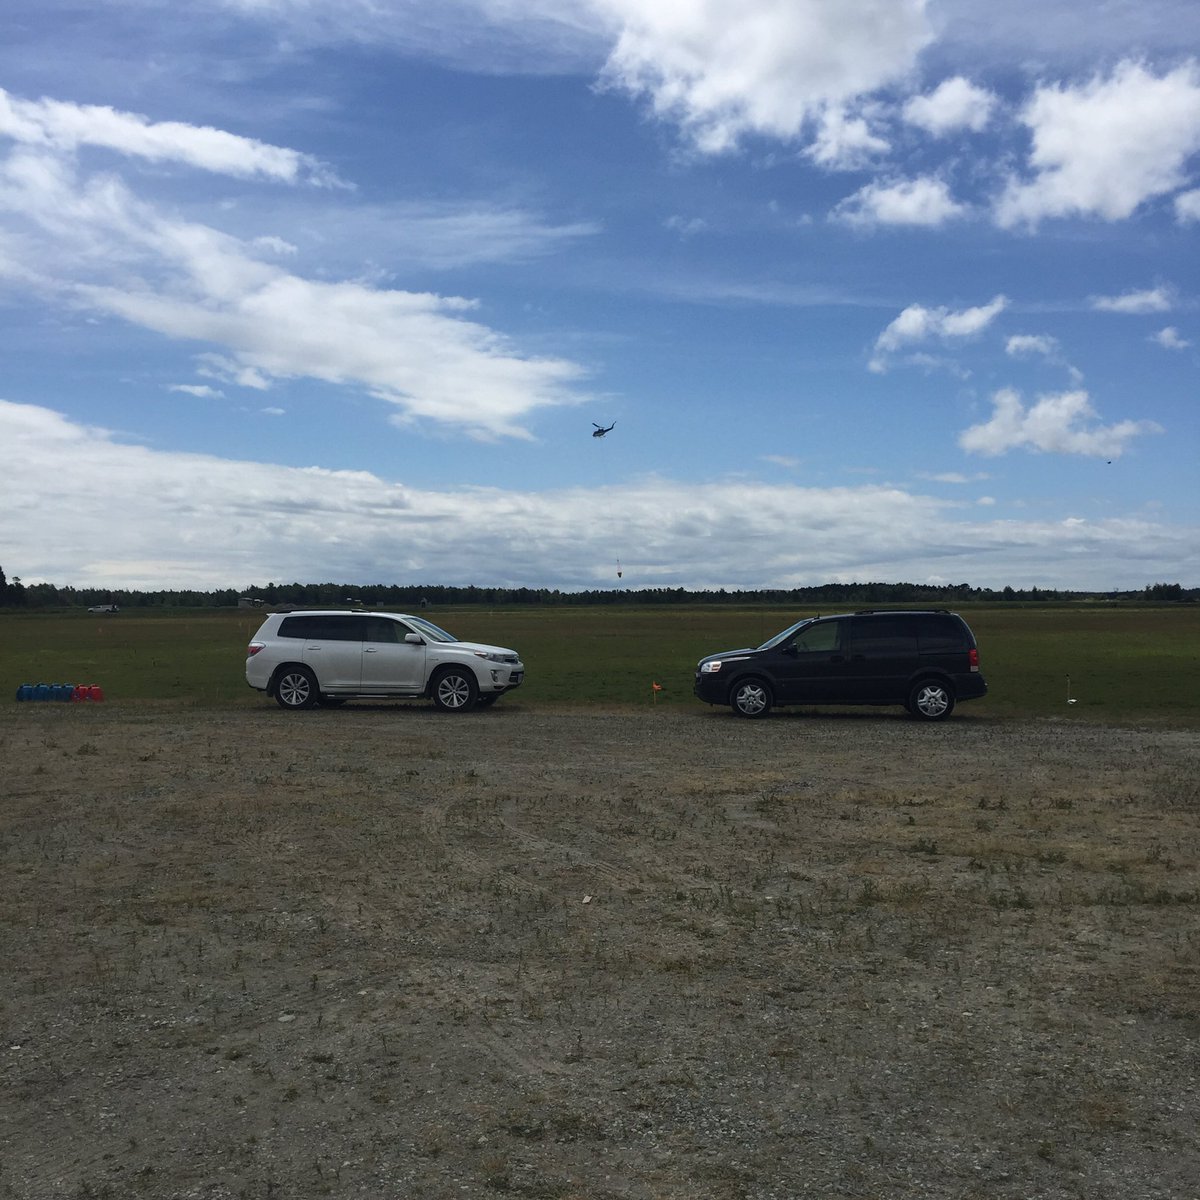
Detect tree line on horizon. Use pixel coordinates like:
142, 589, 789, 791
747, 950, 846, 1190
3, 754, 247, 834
0, 567, 1194, 610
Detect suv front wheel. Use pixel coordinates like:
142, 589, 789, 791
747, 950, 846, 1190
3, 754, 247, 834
908, 680, 955, 721
730, 678, 772, 718
431, 667, 479, 713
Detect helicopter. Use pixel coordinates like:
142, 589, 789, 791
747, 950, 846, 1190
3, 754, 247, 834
592, 421, 615, 438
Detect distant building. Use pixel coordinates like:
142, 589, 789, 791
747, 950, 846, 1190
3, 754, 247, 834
238, 597, 265, 609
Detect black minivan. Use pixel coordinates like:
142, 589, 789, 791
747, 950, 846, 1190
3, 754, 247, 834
694, 610, 987, 720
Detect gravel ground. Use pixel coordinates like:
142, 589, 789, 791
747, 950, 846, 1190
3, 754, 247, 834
2, 700, 1199, 1199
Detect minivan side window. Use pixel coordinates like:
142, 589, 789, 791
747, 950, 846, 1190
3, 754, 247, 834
917, 615, 967, 653
849, 615, 917, 656
791, 619, 845, 653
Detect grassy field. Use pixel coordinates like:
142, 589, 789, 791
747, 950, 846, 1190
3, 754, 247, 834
2, 603, 1198, 724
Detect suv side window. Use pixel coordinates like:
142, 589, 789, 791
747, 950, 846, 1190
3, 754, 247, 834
363, 616, 402, 643
279, 614, 364, 641
277, 615, 316, 639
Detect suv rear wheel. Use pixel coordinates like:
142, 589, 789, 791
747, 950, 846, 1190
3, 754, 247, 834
274, 666, 319, 710
908, 680, 954, 721
730, 678, 772, 718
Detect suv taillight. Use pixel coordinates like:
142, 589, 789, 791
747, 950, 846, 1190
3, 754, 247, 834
247, 642, 265, 657
968, 647, 979, 671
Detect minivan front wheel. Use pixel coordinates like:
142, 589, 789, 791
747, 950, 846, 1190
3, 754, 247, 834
431, 667, 479, 713
274, 666, 319, 710
730, 678, 772, 718
909, 680, 955, 721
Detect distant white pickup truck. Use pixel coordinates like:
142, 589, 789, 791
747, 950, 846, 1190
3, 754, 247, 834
87, 604, 119, 614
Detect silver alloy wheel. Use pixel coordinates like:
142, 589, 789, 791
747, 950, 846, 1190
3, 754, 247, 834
731, 679, 771, 718
910, 681, 953, 720
433, 669, 477, 712
276, 668, 317, 709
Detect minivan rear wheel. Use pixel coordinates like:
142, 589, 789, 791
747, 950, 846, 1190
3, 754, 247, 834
909, 680, 955, 721
730, 678, 772, 718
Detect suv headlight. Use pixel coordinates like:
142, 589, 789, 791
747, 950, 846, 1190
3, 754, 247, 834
473, 650, 514, 663
699, 660, 723, 674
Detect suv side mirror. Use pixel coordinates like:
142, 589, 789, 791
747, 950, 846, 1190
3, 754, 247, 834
404, 633, 424, 645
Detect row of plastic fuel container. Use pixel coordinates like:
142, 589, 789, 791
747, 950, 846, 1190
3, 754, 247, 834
15, 683, 105, 702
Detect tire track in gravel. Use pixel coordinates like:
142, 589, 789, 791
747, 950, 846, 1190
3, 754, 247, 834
495, 796, 643, 893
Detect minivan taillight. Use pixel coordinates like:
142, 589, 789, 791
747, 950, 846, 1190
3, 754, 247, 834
968, 647, 979, 671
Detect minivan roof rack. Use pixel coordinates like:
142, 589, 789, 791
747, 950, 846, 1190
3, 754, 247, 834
852, 607, 950, 615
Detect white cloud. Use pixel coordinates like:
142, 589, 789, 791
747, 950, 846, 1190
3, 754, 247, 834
870, 294, 1007, 371
595, 0, 932, 154
1005, 334, 1059, 358
903, 76, 996, 135
959, 387, 1161, 458
169, 384, 224, 398
198, 355, 273, 391
807, 106, 889, 170
253, 235, 298, 256
1091, 286, 1173, 313
1, 397, 1193, 591
664, 214, 708, 237
82, 272, 585, 439
1151, 326, 1191, 349
834, 176, 967, 229
995, 60, 1200, 227
0, 87, 339, 185
917, 471, 990, 484
348, 203, 600, 269
0, 122, 589, 439
1005, 333, 1082, 381
1176, 188, 1200, 221
212, 0, 612, 74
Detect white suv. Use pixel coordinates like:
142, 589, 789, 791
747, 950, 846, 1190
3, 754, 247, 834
245, 611, 524, 712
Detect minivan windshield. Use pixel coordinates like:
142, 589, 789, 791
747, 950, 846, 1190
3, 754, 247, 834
757, 618, 814, 651
405, 615, 458, 643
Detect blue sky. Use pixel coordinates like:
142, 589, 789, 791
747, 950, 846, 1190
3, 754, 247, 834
1, 0, 1197, 591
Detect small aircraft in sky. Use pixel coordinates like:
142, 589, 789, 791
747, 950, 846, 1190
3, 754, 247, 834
592, 421, 615, 438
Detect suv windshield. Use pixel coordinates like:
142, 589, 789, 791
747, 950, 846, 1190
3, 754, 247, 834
405, 615, 457, 643
757, 618, 814, 651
